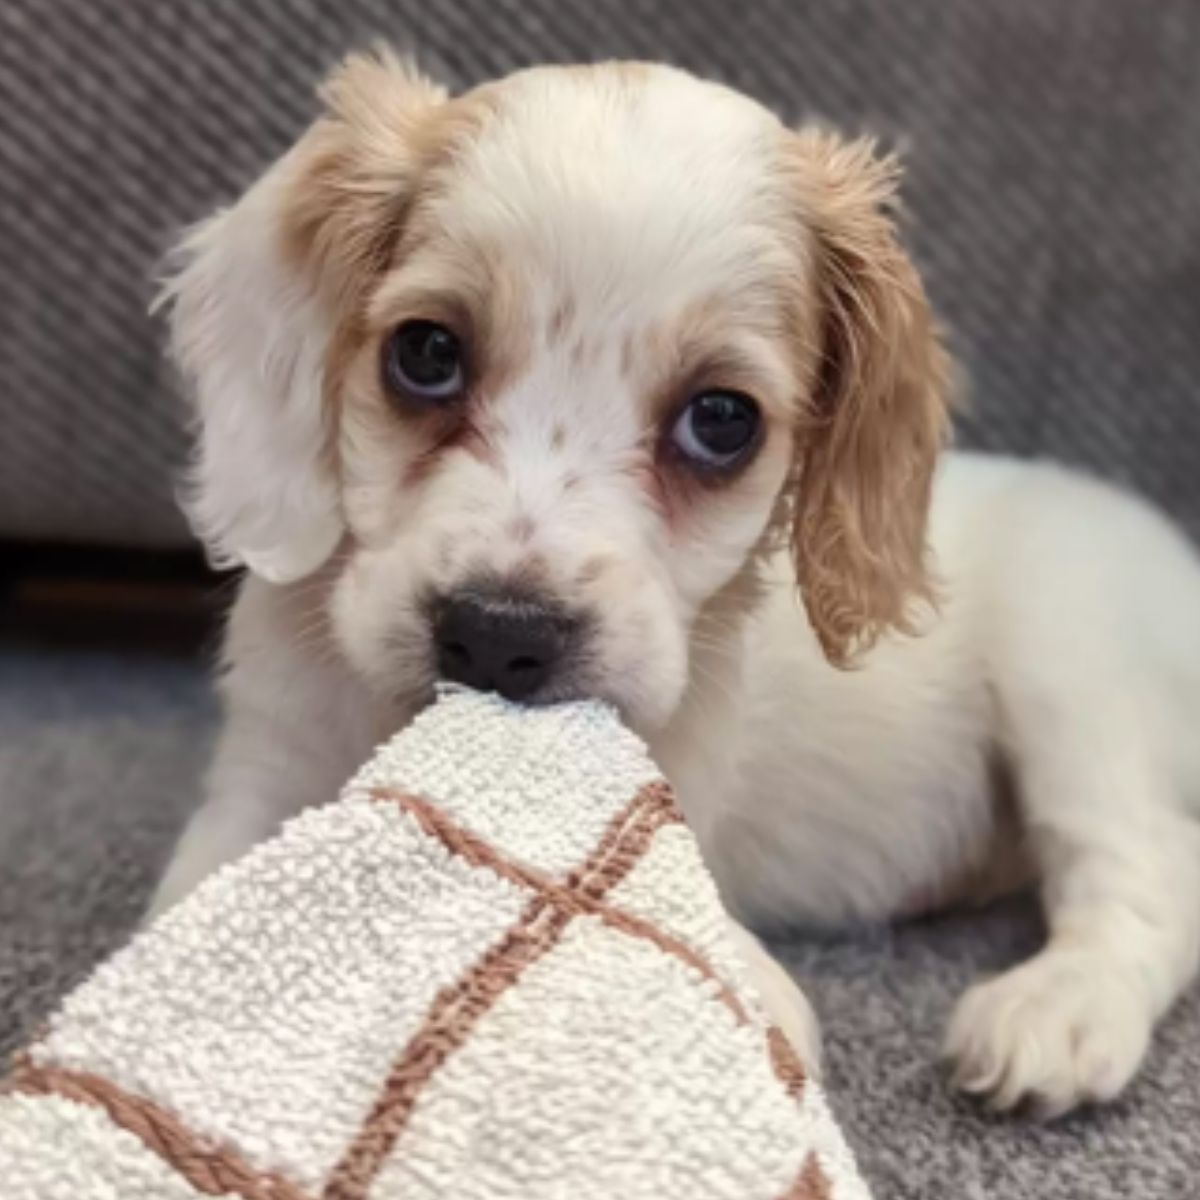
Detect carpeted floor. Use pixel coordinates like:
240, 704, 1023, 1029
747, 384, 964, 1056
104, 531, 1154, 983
2, 634, 1197, 1198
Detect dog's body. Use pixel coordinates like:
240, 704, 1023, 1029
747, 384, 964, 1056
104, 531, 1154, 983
151, 54, 1200, 1118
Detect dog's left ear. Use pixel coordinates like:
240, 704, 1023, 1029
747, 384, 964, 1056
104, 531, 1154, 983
785, 130, 951, 666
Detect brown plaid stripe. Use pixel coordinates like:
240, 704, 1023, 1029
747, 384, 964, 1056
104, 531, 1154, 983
324, 781, 690, 1199
372, 786, 750, 1024
5, 777, 828, 1199
6, 1057, 313, 1200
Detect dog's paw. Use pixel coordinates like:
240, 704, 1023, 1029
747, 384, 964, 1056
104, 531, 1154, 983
726, 921, 823, 1078
943, 951, 1151, 1118
767, 974, 823, 1080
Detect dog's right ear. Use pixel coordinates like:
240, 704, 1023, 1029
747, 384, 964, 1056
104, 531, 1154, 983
158, 50, 445, 583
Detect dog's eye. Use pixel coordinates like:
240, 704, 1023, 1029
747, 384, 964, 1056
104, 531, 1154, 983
383, 321, 465, 403
670, 391, 761, 470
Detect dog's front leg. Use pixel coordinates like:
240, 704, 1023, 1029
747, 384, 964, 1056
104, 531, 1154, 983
944, 708, 1200, 1116
145, 699, 363, 921
146, 578, 381, 922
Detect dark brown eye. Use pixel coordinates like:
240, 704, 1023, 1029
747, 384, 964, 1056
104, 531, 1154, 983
383, 321, 465, 403
670, 390, 761, 470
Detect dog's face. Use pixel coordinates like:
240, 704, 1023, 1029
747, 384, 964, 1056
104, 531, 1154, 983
166, 55, 947, 731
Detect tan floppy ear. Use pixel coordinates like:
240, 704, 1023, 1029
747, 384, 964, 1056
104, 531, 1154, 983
787, 130, 951, 666
158, 50, 445, 583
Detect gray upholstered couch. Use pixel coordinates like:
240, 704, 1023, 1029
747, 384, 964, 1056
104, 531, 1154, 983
2, 0, 1198, 550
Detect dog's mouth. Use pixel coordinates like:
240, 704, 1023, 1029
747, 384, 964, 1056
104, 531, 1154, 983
364, 574, 683, 734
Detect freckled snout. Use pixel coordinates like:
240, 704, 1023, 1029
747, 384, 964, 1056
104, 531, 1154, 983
432, 585, 582, 702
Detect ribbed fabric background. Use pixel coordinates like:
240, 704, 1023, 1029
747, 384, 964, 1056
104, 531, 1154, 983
2, 0, 1198, 546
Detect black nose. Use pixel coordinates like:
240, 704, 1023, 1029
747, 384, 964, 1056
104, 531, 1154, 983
433, 587, 576, 701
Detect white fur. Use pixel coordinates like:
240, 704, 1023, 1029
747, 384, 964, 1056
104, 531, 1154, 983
152, 59, 1200, 1119
663, 453, 1200, 1117
159, 145, 343, 583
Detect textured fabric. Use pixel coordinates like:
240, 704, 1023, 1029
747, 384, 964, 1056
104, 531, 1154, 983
2, 0, 1198, 547
1, 649, 1198, 1196
1, 689, 866, 1200
0, 1095, 214, 1200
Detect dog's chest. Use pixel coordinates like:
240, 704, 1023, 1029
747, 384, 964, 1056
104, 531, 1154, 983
657, 593, 1004, 928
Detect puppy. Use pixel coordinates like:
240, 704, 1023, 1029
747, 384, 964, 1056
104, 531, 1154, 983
152, 53, 1200, 1117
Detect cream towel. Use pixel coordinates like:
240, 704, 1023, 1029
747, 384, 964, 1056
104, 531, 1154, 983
1, 689, 870, 1199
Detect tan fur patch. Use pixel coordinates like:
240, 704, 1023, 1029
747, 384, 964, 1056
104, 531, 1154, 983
780, 127, 952, 667
634, 292, 796, 434
279, 51, 448, 310
279, 51, 535, 455
547, 297, 576, 344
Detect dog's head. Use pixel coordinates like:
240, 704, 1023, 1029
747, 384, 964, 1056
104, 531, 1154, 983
164, 53, 948, 730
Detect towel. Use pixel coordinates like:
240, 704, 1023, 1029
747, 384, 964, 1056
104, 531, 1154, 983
1, 689, 870, 1199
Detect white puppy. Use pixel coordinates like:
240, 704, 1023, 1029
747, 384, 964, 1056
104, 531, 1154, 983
152, 53, 1200, 1117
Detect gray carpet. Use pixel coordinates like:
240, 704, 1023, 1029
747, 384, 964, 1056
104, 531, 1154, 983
0, 640, 215, 1048
2, 639, 1197, 1198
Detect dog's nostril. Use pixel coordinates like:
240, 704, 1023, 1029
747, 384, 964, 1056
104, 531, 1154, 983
433, 586, 576, 702
442, 641, 471, 665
